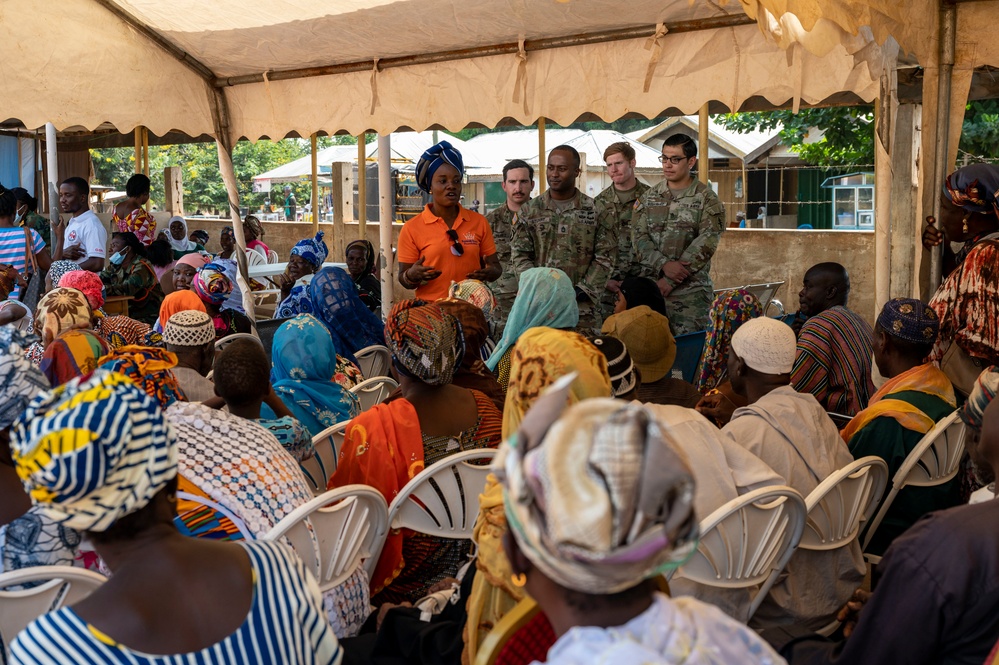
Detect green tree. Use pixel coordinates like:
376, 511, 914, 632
717, 106, 875, 167
959, 100, 999, 159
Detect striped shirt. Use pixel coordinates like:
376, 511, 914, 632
0, 226, 45, 299
10, 540, 342, 665
791, 305, 875, 417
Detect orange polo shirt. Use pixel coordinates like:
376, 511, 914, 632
397, 204, 497, 301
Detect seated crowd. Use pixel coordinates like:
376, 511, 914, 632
0, 155, 997, 665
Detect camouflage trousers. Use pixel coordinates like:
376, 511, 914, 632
490, 290, 517, 340
577, 299, 603, 337
664, 287, 713, 336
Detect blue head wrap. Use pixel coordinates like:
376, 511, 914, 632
416, 140, 464, 193
291, 231, 329, 270
943, 164, 999, 214
876, 298, 939, 345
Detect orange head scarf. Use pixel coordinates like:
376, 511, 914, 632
159, 290, 207, 329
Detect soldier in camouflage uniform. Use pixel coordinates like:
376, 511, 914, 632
594, 141, 650, 319
510, 145, 618, 334
486, 159, 535, 338
632, 134, 725, 336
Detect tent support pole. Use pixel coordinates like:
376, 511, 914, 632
538, 117, 546, 195
698, 104, 710, 184
311, 133, 319, 231
208, 86, 255, 320
378, 134, 394, 319
45, 123, 59, 222
358, 136, 367, 236
929, 2, 956, 294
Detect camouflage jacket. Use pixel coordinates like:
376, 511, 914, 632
510, 190, 618, 302
594, 180, 650, 280
632, 179, 725, 292
486, 202, 520, 297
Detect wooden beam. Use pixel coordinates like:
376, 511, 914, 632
538, 117, 547, 195
698, 104, 709, 184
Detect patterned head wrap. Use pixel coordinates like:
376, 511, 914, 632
163, 311, 216, 347
495, 395, 698, 594
192, 263, 234, 306
35, 288, 93, 346
504, 327, 611, 439
416, 140, 464, 193
695, 288, 763, 392
486, 268, 579, 372
0, 327, 48, 429
437, 300, 489, 365
47, 260, 81, 286
591, 336, 637, 398
291, 231, 329, 271
0, 264, 18, 300
448, 279, 497, 319
943, 164, 999, 215
877, 298, 939, 346
97, 346, 187, 408
158, 290, 208, 330
345, 239, 375, 275
385, 299, 464, 387
243, 215, 265, 238
190, 229, 210, 246
221, 226, 234, 241
40, 330, 109, 387
960, 366, 999, 431
11, 370, 176, 533
308, 267, 385, 362
58, 270, 106, 312
96, 316, 152, 351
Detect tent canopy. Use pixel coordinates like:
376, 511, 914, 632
5, 0, 907, 142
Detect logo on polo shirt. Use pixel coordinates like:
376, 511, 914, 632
461, 232, 479, 245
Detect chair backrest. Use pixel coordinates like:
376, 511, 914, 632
800, 456, 889, 551
245, 248, 267, 266
744, 281, 785, 311
175, 490, 256, 540
388, 448, 497, 539
826, 412, 853, 430
267, 249, 280, 264
862, 410, 966, 553
354, 345, 391, 379
350, 376, 399, 412
215, 332, 263, 353
0, 566, 107, 652
670, 485, 806, 622
669, 330, 707, 382
300, 421, 350, 494
263, 485, 389, 587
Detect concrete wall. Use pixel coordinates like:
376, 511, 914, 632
710, 228, 876, 325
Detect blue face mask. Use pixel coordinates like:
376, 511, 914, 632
109, 251, 126, 266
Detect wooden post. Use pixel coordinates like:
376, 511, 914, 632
310, 133, 319, 232
698, 104, 710, 184
134, 128, 142, 174
330, 162, 350, 258
357, 135, 367, 233
142, 127, 149, 177
538, 117, 547, 194
377, 134, 394, 318
889, 103, 921, 298
163, 166, 184, 215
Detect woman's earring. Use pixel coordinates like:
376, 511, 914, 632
511, 573, 527, 588
962, 214, 970, 234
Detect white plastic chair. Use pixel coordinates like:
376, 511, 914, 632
350, 376, 399, 412
264, 485, 389, 586
669, 485, 806, 623
387, 448, 497, 539
266, 249, 280, 264
245, 248, 267, 266
214, 332, 263, 353
300, 421, 350, 494
176, 491, 255, 540
0, 566, 107, 653
354, 345, 391, 379
861, 411, 967, 563
801, 456, 889, 552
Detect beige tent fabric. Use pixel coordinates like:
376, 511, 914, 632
3, 0, 889, 140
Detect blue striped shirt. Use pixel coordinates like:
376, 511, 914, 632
0, 226, 45, 300
10, 540, 341, 664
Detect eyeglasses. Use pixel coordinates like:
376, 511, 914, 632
446, 229, 464, 256
658, 155, 690, 165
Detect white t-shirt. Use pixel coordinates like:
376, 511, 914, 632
63, 210, 107, 263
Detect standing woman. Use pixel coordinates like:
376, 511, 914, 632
397, 141, 501, 301
192, 263, 253, 339
111, 174, 157, 245
163, 216, 205, 260
0, 185, 51, 300
11, 187, 51, 248
345, 239, 381, 313
99, 232, 164, 326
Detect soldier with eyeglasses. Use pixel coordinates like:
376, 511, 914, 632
632, 134, 726, 336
